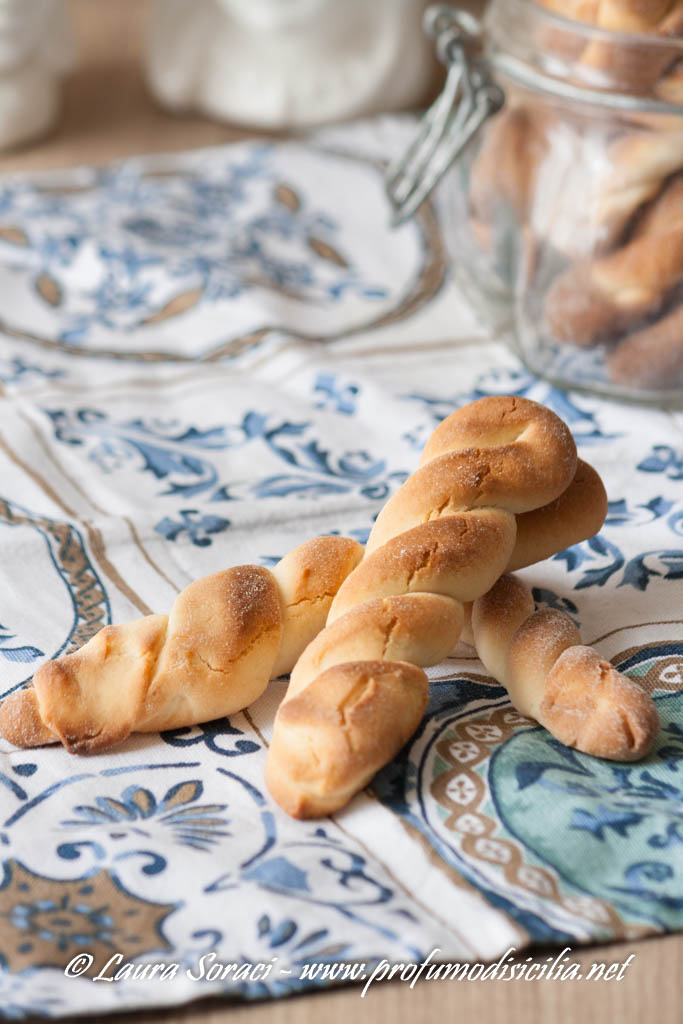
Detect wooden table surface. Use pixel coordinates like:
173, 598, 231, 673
4, 3, 680, 1022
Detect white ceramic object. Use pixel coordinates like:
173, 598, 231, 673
0, 0, 75, 150
145, 0, 434, 128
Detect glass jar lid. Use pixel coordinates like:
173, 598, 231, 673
387, 1, 683, 224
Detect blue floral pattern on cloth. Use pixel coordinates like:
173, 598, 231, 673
0, 139, 446, 363
0, 125, 681, 1017
42, 404, 407, 545
0, 498, 110, 699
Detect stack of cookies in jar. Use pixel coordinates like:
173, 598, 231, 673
468, 0, 683, 395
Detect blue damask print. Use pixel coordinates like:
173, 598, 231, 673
605, 497, 676, 529
11, 895, 115, 952
637, 446, 683, 481
0, 497, 110, 697
0, 356, 65, 388
61, 781, 230, 852
0, 146, 390, 348
313, 374, 360, 416
554, 535, 624, 589
1, 751, 429, 984
0, 858, 176, 974
9, 772, 236, 881
240, 915, 356, 998
402, 366, 619, 450
531, 589, 580, 626
569, 805, 644, 840
46, 409, 237, 497
44, 406, 407, 544
258, 914, 349, 958
173, 913, 367, 1001
0, 625, 43, 665
547, 496, 683, 592
556, 529, 683, 592
155, 510, 231, 547
241, 830, 396, 916
161, 718, 261, 758
620, 551, 683, 591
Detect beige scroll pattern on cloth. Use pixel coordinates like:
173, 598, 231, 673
0, 119, 681, 1016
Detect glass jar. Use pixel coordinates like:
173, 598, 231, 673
389, 1, 683, 403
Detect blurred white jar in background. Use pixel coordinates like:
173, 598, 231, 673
145, 0, 435, 128
0, 0, 74, 149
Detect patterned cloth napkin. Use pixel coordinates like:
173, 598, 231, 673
0, 118, 681, 1018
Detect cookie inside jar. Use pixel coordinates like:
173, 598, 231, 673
406, 0, 683, 403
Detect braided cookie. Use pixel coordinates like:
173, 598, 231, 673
544, 170, 683, 362
536, 0, 683, 40
0, 536, 363, 754
602, 174, 683, 388
463, 574, 659, 761
536, 0, 599, 20
594, 133, 683, 252
656, 59, 683, 102
535, 0, 683, 97
580, 1, 683, 91
265, 396, 609, 819
544, 222, 683, 346
539, 0, 683, 33
593, 0, 683, 33
607, 302, 683, 388
467, 105, 549, 252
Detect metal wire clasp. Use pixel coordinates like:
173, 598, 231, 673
386, 4, 504, 226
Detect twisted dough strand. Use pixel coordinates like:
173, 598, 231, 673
545, 218, 683, 347
0, 535, 363, 753
464, 574, 659, 760
265, 396, 609, 818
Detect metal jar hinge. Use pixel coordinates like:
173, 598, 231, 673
386, 4, 504, 226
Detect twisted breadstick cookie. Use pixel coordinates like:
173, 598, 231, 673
543, 0, 683, 97
607, 302, 683, 388
544, 222, 683, 346
545, 170, 683, 353
536, 0, 599, 20
656, 58, 683, 101
0, 536, 363, 753
594, 0, 683, 34
605, 174, 683, 388
595, 132, 683, 251
265, 396, 613, 818
463, 574, 659, 760
468, 105, 549, 252
537, 0, 683, 35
